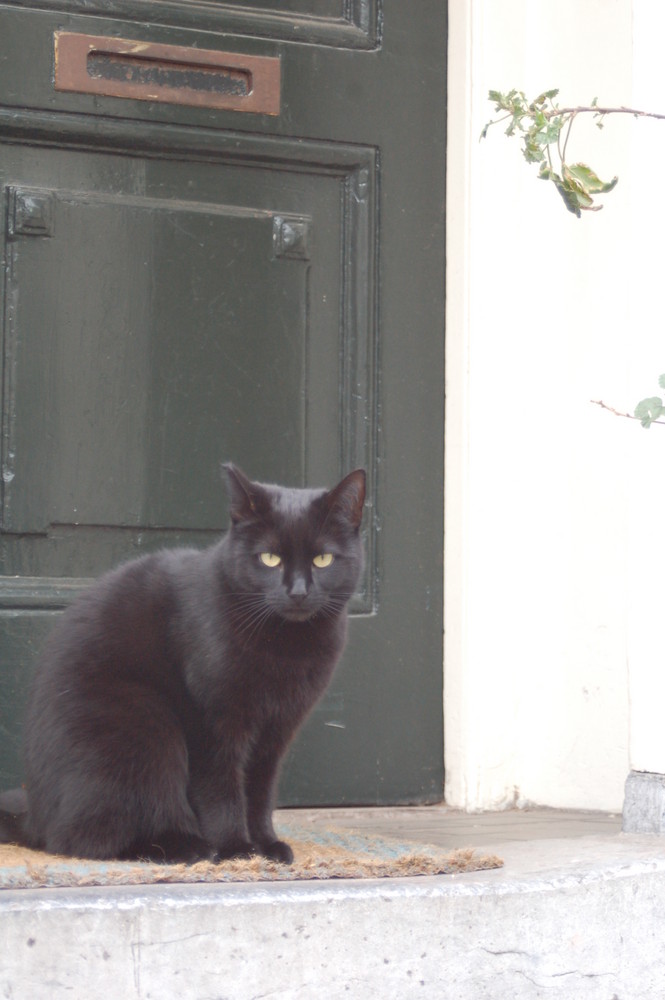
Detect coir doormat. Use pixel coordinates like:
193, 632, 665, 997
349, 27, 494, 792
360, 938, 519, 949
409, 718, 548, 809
0, 823, 502, 889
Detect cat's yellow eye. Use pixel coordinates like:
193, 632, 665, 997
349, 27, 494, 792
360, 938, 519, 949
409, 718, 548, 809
312, 553, 334, 569
259, 552, 282, 568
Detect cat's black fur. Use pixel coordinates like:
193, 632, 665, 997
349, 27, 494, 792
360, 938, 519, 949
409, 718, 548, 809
0, 464, 365, 864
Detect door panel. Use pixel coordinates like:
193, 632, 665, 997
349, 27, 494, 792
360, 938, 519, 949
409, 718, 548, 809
0, 612, 58, 788
0, 0, 445, 804
1, 137, 376, 571
5, 189, 308, 532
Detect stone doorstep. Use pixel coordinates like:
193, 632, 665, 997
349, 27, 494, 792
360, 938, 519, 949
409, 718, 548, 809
623, 770, 665, 834
2, 832, 665, 999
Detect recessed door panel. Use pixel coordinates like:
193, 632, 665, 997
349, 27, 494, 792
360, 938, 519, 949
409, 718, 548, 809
4, 191, 307, 533
1, 138, 375, 575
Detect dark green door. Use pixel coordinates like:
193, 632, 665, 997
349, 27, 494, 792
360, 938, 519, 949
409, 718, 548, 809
0, 1, 446, 805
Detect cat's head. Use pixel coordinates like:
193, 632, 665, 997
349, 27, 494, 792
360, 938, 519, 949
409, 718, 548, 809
222, 465, 366, 623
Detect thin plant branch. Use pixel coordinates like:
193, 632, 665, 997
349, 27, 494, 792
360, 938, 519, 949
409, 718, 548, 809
592, 400, 665, 427
551, 105, 665, 120
481, 90, 660, 216
561, 112, 575, 162
485, 91, 665, 429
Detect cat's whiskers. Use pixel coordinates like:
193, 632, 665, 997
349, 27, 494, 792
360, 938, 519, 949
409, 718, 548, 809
316, 600, 348, 623
227, 592, 349, 632
224, 594, 276, 642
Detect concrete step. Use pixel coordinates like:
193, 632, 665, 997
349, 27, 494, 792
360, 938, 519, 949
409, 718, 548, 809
2, 821, 665, 998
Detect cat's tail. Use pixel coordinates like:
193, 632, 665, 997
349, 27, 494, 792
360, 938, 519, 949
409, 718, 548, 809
0, 787, 29, 845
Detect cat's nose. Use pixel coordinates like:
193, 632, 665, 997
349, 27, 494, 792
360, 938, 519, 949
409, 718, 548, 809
288, 576, 308, 604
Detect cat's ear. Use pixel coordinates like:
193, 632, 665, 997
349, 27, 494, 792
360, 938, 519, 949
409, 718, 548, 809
223, 463, 269, 524
324, 469, 366, 529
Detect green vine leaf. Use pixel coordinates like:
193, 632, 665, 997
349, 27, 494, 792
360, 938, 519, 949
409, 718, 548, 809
546, 163, 619, 216
533, 88, 560, 104
565, 163, 618, 195
634, 397, 665, 428
560, 165, 596, 214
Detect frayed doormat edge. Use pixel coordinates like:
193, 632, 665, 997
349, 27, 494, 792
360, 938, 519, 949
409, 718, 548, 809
0, 824, 503, 890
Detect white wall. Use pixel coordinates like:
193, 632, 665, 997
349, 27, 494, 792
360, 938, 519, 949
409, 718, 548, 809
624, 0, 665, 774
444, 0, 659, 811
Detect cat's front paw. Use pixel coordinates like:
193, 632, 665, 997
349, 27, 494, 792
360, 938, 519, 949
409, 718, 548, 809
259, 839, 294, 864
214, 837, 256, 861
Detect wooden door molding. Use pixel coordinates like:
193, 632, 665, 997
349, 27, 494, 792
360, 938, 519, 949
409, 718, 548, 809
2, 0, 380, 48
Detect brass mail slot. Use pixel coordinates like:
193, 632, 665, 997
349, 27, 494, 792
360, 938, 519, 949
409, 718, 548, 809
54, 32, 281, 115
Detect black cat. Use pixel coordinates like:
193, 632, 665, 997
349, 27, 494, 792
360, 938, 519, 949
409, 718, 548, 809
0, 464, 365, 863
